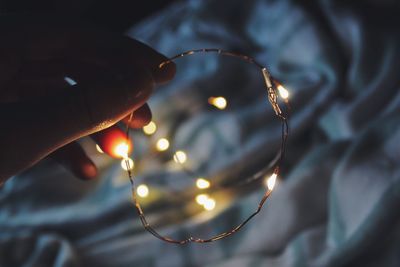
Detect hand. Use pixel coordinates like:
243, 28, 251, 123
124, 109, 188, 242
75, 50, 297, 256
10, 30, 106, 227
0, 15, 175, 184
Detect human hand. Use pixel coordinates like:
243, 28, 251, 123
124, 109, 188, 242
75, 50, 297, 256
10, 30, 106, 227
0, 15, 175, 184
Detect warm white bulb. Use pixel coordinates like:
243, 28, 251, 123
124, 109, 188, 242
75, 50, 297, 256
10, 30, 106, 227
143, 121, 157, 135
203, 198, 216, 211
195, 194, 209, 205
121, 158, 134, 171
156, 138, 170, 151
208, 96, 227, 110
277, 85, 289, 99
173, 150, 187, 164
114, 143, 129, 159
266, 173, 277, 190
137, 184, 149, 198
95, 144, 104, 154
196, 178, 210, 189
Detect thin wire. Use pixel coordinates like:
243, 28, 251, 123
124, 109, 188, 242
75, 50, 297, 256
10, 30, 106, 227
124, 49, 290, 244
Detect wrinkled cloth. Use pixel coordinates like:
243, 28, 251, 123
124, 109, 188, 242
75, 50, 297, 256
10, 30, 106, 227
1, 0, 400, 266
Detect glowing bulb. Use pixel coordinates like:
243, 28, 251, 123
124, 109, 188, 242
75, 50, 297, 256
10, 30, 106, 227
114, 142, 129, 159
95, 144, 104, 154
143, 121, 157, 135
137, 184, 149, 198
277, 85, 289, 99
266, 173, 277, 190
173, 150, 187, 164
208, 96, 227, 110
196, 178, 210, 189
121, 157, 134, 171
156, 138, 170, 151
195, 194, 209, 205
203, 198, 216, 211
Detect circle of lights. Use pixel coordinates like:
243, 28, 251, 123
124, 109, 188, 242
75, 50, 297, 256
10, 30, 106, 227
123, 48, 289, 244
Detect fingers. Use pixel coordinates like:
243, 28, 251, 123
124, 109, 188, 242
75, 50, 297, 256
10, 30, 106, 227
89, 104, 150, 159
91, 125, 132, 158
0, 67, 151, 180
9, 17, 176, 84
50, 142, 97, 180
0, 16, 177, 181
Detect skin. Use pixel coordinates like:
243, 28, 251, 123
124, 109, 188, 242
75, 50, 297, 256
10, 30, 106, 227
0, 15, 176, 184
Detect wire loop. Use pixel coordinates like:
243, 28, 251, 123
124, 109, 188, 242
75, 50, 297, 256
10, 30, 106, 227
124, 49, 290, 244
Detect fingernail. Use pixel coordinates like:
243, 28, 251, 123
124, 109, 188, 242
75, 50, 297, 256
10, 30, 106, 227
81, 162, 97, 180
153, 61, 176, 84
126, 68, 154, 106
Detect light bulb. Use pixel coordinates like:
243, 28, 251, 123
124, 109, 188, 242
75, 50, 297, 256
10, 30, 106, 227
137, 184, 149, 198
143, 121, 157, 135
196, 178, 210, 189
195, 194, 209, 205
114, 142, 129, 159
277, 85, 289, 99
173, 150, 187, 164
121, 157, 134, 171
208, 96, 227, 110
265, 173, 277, 190
156, 138, 170, 151
203, 198, 216, 211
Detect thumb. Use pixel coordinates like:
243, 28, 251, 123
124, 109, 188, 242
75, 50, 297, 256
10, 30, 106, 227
0, 68, 153, 181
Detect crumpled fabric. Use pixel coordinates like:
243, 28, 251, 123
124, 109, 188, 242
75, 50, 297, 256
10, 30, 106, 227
1, 0, 400, 266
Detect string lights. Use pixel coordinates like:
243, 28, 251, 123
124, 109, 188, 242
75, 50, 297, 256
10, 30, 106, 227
100, 48, 290, 244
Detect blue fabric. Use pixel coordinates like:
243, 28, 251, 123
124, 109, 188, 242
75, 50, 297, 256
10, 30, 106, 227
1, 0, 400, 266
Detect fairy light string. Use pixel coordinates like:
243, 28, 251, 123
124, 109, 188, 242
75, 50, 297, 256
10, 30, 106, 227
121, 49, 290, 244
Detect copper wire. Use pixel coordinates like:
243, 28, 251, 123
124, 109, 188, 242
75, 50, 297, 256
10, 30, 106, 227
123, 49, 289, 244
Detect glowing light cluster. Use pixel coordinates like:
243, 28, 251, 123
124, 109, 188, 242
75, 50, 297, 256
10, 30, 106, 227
156, 138, 170, 151
143, 121, 157, 135
137, 184, 149, 198
196, 178, 210, 189
195, 194, 216, 211
208, 96, 227, 110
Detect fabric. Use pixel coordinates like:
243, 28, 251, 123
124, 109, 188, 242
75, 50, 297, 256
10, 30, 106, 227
1, 0, 400, 266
